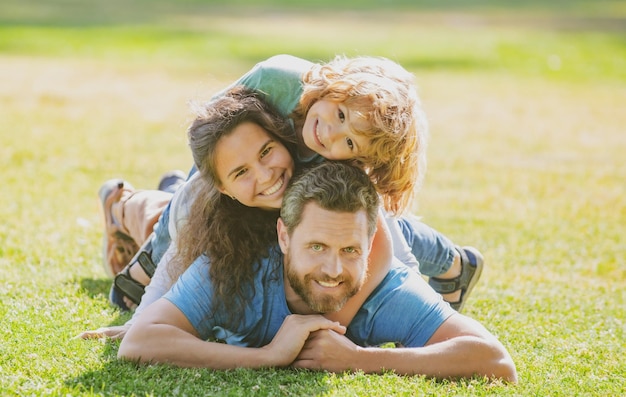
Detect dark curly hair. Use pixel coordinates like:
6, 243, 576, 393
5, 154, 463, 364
170, 87, 297, 326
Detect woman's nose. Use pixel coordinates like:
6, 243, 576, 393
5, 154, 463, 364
256, 165, 272, 183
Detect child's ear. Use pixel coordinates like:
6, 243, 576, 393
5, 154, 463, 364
276, 218, 289, 254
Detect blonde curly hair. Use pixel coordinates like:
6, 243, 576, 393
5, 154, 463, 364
293, 55, 428, 215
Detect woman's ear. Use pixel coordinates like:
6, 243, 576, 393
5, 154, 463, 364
276, 218, 289, 254
216, 185, 235, 199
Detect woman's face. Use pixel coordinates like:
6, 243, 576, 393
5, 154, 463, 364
214, 121, 294, 210
301, 99, 371, 160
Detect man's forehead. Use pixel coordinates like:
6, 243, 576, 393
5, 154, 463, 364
296, 202, 369, 238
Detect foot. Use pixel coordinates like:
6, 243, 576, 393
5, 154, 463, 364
428, 246, 484, 312
98, 179, 139, 277
109, 284, 136, 312
157, 170, 186, 193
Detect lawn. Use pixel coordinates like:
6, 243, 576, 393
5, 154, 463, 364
1, 0, 625, 395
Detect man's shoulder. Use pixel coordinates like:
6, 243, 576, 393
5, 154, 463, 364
359, 259, 452, 320
348, 262, 455, 347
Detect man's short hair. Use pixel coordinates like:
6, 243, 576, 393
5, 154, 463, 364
280, 161, 379, 237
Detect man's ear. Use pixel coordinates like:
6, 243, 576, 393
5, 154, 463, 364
276, 217, 289, 254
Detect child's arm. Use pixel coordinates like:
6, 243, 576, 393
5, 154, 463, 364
323, 208, 392, 326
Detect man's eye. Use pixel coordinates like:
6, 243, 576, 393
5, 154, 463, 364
338, 109, 345, 122
311, 244, 323, 252
343, 247, 356, 254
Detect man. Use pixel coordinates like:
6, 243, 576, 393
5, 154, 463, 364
118, 162, 516, 381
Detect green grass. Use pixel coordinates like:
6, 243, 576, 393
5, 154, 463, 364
1, 0, 625, 395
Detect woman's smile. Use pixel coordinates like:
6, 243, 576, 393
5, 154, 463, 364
260, 173, 285, 196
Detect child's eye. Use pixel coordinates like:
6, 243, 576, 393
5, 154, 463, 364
338, 109, 345, 122
346, 138, 354, 150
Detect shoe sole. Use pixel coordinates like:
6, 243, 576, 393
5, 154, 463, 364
455, 246, 484, 312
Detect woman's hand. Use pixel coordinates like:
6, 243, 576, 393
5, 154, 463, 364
77, 324, 131, 340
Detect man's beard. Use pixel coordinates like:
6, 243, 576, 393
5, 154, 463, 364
285, 252, 365, 313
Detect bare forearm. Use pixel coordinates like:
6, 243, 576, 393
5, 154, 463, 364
353, 336, 517, 381
118, 323, 275, 369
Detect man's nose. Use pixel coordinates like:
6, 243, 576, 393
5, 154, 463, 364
321, 255, 342, 278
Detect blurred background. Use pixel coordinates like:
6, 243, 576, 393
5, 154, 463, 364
0, 1, 624, 395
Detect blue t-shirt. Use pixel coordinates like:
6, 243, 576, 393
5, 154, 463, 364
164, 247, 455, 348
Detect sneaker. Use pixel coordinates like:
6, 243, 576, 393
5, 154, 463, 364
98, 179, 139, 277
157, 170, 186, 194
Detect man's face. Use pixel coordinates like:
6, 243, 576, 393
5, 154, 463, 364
278, 202, 371, 313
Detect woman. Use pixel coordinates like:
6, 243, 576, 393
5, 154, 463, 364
81, 88, 394, 339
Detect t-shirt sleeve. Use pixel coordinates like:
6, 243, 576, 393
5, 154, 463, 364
347, 260, 455, 347
213, 54, 310, 118
382, 207, 420, 272
168, 173, 200, 241
163, 255, 215, 340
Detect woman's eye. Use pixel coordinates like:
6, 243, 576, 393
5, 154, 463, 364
260, 146, 272, 158
338, 109, 345, 122
234, 168, 247, 179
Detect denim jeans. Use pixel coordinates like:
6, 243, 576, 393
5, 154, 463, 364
149, 165, 197, 264
154, 203, 457, 277
396, 216, 456, 277
148, 167, 455, 279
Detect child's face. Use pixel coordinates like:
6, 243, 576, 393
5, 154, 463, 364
215, 121, 294, 210
302, 99, 371, 160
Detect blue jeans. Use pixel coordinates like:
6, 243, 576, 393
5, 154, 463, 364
149, 166, 197, 264
152, 167, 455, 278
396, 216, 456, 277
153, 209, 456, 277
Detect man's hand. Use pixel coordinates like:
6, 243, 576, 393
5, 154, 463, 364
292, 329, 360, 372
77, 324, 130, 340
262, 315, 346, 368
